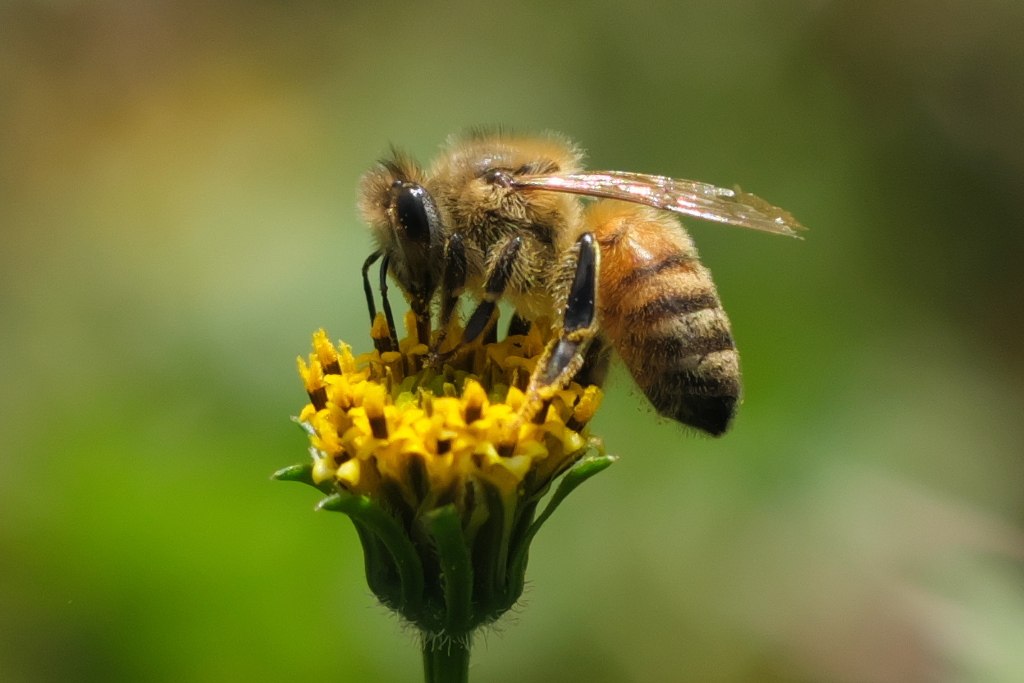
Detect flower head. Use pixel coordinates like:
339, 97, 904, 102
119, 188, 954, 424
276, 311, 614, 638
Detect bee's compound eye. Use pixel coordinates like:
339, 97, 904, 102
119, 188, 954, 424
392, 183, 433, 244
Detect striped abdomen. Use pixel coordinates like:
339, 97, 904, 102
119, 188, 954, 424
588, 201, 740, 436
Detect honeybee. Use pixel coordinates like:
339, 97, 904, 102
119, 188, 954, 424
358, 131, 804, 436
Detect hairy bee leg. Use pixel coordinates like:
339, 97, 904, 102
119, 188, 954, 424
539, 233, 599, 385
522, 233, 599, 417
461, 235, 522, 345
379, 254, 399, 349
427, 234, 468, 359
361, 251, 382, 324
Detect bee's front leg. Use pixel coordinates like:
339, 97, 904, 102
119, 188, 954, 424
521, 233, 600, 421
426, 234, 468, 359
377, 254, 400, 351
427, 235, 522, 367
362, 250, 400, 353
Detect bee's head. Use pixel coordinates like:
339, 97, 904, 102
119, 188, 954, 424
358, 152, 445, 316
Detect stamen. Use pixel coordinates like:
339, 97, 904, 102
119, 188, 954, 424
309, 386, 328, 411
312, 330, 341, 375
463, 380, 487, 424
371, 312, 395, 353
364, 383, 389, 439
338, 343, 358, 373
369, 415, 389, 439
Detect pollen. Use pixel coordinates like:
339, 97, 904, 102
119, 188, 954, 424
295, 311, 602, 515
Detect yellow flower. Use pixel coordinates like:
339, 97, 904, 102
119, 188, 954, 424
297, 311, 600, 515
277, 310, 614, 639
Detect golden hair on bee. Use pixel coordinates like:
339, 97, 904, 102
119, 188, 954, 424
425, 131, 588, 321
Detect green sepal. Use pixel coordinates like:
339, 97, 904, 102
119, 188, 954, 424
270, 463, 336, 495
349, 518, 403, 611
423, 505, 474, 636
469, 483, 511, 622
502, 452, 617, 609
317, 491, 426, 620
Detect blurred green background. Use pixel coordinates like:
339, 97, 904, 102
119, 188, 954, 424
3, 1, 1024, 681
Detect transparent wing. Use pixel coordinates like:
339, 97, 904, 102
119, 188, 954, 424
512, 170, 807, 237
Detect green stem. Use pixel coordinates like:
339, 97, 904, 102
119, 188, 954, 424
422, 635, 471, 683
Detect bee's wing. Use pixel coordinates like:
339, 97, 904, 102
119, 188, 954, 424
512, 170, 807, 237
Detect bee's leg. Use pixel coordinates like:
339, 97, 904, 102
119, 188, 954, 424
442, 236, 468, 329
506, 311, 532, 338
429, 236, 522, 365
361, 250, 382, 324
522, 233, 600, 418
460, 235, 521, 344
378, 254, 399, 350
425, 234, 467, 360
411, 303, 431, 348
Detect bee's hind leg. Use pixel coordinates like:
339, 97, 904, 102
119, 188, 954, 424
521, 233, 600, 420
428, 235, 521, 365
